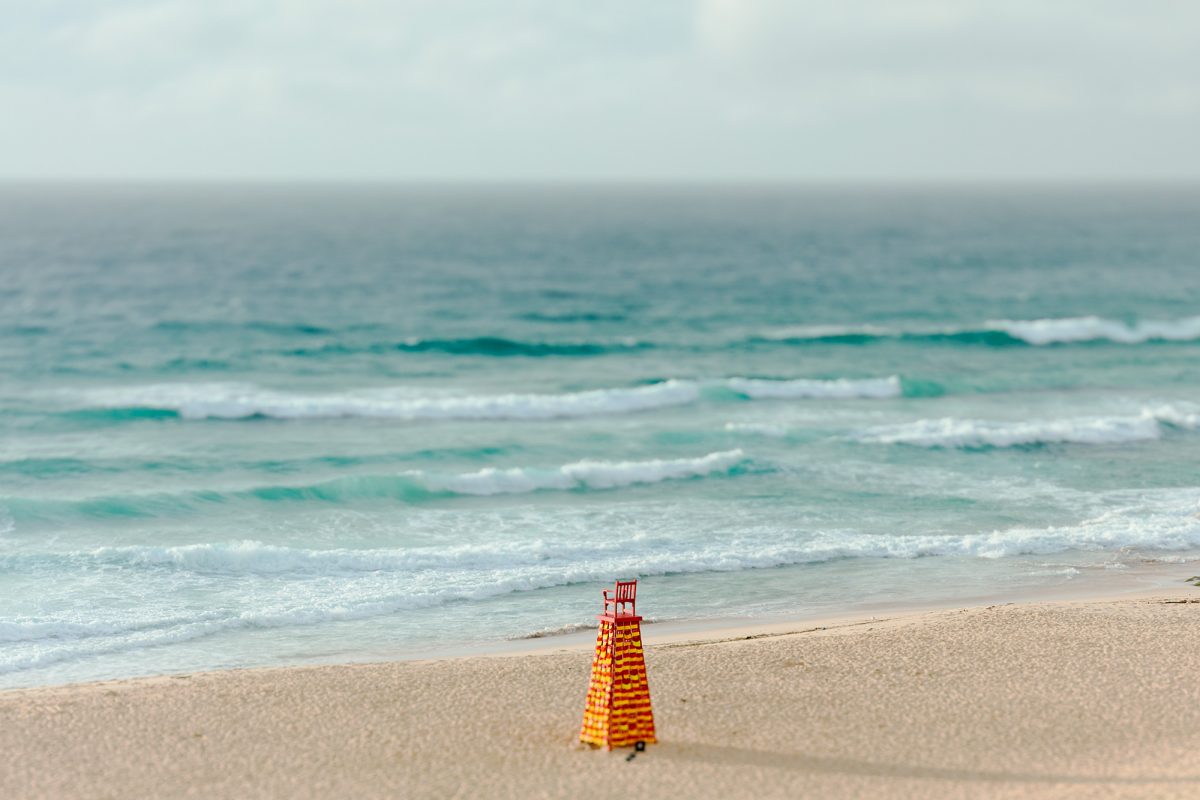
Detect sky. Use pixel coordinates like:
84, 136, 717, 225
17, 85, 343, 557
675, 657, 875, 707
2, 0, 1199, 182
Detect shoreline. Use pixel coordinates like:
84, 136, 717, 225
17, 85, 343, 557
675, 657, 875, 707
482, 559, 1197, 661
2, 559, 1194, 694
3, 576, 1199, 798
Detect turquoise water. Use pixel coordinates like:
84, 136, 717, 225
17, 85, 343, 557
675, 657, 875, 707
3, 184, 1200, 688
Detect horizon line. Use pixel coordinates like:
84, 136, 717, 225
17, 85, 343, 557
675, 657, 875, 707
2, 176, 1200, 188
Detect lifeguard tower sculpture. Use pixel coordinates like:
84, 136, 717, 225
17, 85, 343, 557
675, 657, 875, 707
579, 579, 657, 749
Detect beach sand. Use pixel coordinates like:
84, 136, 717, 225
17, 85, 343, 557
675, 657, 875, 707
3, 590, 1198, 799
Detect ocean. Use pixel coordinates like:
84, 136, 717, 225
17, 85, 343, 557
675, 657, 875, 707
2, 183, 1199, 688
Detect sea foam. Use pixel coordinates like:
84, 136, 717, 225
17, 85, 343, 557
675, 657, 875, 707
761, 316, 1200, 346
990, 316, 1200, 345
67, 374, 903, 423
856, 405, 1199, 448
723, 422, 789, 437
12, 494, 1200, 585
725, 376, 901, 399
414, 449, 747, 495
78, 380, 701, 421
6, 489, 1200, 673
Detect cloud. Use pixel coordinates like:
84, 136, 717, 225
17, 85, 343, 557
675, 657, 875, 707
693, 0, 1200, 115
1, 0, 1198, 179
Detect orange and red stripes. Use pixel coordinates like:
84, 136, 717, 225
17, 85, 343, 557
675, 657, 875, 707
579, 619, 656, 749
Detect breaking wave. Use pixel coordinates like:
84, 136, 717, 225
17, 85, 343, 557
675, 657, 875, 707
725, 376, 900, 399
72, 380, 701, 421
412, 449, 747, 495
856, 405, 1200, 449
58, 375, 906, 423
990, 316, 1200, 345
723, 422, 789, 437
1, 450, 751, 523
760, 316, 1200, 347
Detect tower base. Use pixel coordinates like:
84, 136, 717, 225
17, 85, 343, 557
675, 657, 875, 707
579, 616, 656, 749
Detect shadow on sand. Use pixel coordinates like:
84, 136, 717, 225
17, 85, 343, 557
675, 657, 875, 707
652, 742, 1200, 785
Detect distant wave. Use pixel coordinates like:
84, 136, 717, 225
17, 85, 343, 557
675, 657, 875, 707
72, 380, 700, 421
725, 376, 901, 399
395, 336, 647, 356
517, 311, 629, 323
0, 325, 51, 337
413, 449, 747, 495
991, 316, 1200, 345
289, 335, 649, 358
0, 447, 520, 481
758, 324, 1019, 346
59, 375, 905, 423
153, 320, 338, 336
757, 324, 893, 343
855, 405, 1200, 449
723, 422, 789, 437
760, 316, 1200, 346
147, 316, 1200, 347
1, 450, 750, 523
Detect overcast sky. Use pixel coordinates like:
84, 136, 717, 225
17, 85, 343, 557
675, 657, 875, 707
3, 0, 1198, 181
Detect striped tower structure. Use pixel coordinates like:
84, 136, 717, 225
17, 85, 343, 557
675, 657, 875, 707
579, 579, 656, 749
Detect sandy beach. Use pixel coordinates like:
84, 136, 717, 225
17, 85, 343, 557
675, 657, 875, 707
3, 585, 1198, 800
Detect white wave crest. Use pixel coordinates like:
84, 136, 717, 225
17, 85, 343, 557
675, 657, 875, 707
759, 316, 1200, 346
992, 316, 1200, 345
68, 374, 911, 424
758, 324, 891, 340
856, 405, 1200, 448
78, 380, 701, 421
1145, 403, 1200, 429
723, 422, 789, 437
726, 376, 901, 399
412, 449, 747, 495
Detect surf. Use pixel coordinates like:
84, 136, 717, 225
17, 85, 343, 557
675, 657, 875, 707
758, 315, 1200, 347
854, 405, 1200, 449
0, 450, 752, 524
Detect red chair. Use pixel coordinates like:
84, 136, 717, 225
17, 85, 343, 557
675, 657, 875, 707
599, 579, 639, 621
